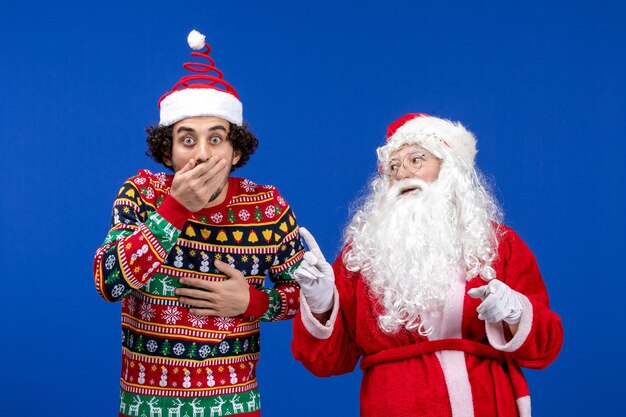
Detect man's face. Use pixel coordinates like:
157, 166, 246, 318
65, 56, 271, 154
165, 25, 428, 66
164, 116, 242, 172
386, 144, 442, 184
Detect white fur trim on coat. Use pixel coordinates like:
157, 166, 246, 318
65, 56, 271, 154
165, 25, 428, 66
485, 292, 533, 352
299, 288, 340, 340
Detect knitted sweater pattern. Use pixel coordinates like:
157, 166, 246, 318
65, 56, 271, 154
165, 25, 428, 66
94, 170, 304, 416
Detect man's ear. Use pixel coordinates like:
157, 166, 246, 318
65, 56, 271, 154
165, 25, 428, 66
232, 149, 242, 166
163, 154, 172, 167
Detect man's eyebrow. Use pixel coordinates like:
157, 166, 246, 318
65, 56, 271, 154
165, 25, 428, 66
175, 124, 228, 135
175, 126, 195, 134
208, 125, 227, 132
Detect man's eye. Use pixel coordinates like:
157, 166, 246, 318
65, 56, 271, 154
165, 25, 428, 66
210, 136, 222, 144
389, 163, 399, 171
182, 136, 195, 145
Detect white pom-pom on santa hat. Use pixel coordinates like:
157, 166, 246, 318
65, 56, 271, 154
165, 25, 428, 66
382, 113, 477, 166
187, 30, 206, 50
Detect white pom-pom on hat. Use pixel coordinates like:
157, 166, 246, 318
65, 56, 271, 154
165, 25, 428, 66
187, 30, 206, 50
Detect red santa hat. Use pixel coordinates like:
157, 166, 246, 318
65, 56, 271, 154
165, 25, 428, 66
159, 30, 243, 126
383, 113, 477, 166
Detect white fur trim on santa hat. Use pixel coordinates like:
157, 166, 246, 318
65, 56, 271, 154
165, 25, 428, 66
159, 88, 243, 126
384, 116, 477, 166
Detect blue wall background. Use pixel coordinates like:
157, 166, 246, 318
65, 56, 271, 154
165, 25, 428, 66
1, 1, 624, 415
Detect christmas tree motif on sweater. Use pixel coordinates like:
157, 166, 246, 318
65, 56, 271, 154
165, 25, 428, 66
233, 338, 242, 354
136, 335, 144, 353
161, 339, 171, 356
206, 367, 216, 387
229, 394, 244, 414
187, 342, 197, 359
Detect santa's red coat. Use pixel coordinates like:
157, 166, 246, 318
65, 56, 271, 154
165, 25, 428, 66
292, 225, 563, 417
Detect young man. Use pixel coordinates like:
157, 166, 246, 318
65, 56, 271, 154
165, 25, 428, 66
291, 113, 563, 417
94, 30, 304, 417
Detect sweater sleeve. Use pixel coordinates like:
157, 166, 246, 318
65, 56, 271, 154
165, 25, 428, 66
248, 189, 305, 322
93, 173, 192, 302
291, 251, 362, 377
485, 227, 564, 369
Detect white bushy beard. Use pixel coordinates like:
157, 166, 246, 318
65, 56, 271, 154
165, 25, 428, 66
343, 151, 501, 334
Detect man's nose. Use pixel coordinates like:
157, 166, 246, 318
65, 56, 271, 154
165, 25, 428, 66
195, 140, 212, 162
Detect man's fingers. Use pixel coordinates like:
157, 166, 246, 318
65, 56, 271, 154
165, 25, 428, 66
177, 158, 196, 175
187, 156, 222, 180
179, 277, 213, 290
213, 259, 244, 279
188, 308, 217, 317
176, 286, 214, 299
201, 160, 229, 185
179, 296, 215, 308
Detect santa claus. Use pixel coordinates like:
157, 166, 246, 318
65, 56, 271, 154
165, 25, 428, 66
291, 113, 563, 417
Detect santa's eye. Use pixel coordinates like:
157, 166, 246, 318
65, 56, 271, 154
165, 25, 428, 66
210, 135, 222, 144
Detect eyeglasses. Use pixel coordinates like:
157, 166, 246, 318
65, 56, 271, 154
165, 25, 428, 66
380, 149, 434, 180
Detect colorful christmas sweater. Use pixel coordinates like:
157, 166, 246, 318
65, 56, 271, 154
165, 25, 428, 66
94, 170, 304, 417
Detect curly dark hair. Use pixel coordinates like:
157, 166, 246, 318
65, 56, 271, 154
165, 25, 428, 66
145, 122, 259, 171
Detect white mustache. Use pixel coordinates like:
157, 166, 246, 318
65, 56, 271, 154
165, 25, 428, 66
387, 178, 430, 198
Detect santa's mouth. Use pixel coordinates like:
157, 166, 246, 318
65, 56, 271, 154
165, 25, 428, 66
399, 185, 422, 195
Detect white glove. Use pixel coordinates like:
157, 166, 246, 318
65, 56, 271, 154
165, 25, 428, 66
294, 227, 335, 314
468, 279, 523, 325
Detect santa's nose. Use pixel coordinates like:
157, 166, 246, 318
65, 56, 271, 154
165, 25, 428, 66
394, 164, 412, 181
